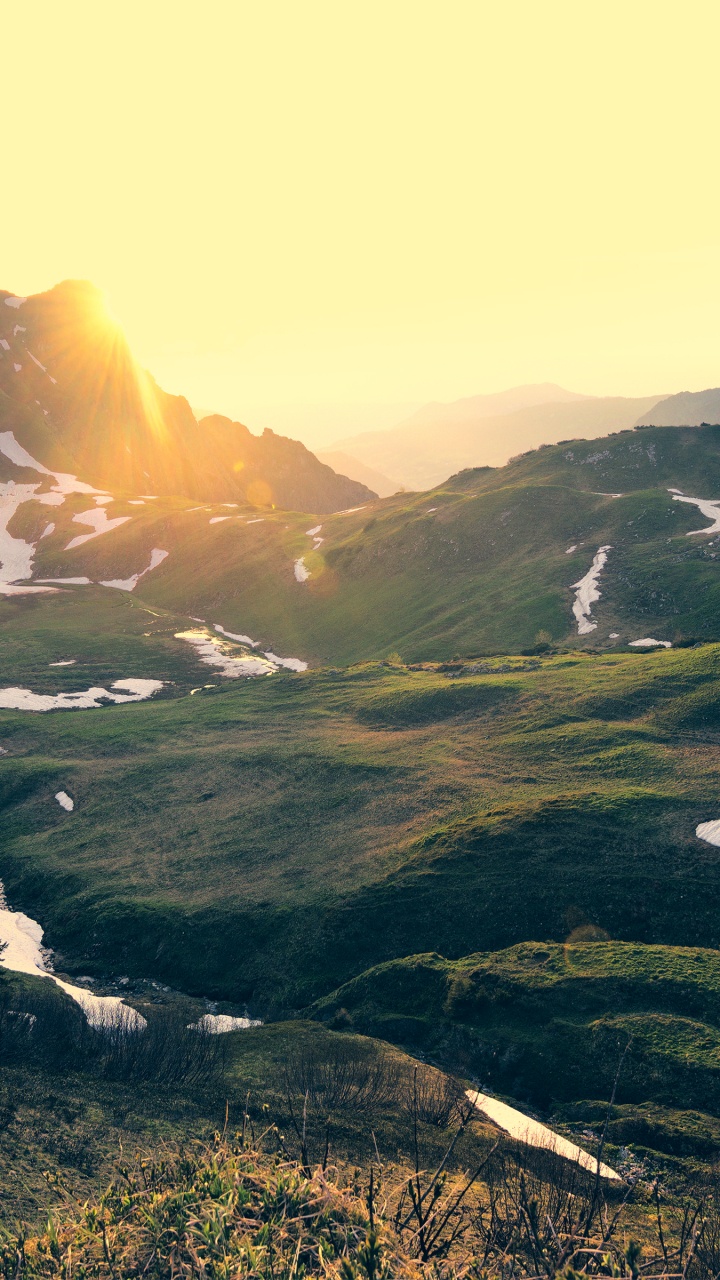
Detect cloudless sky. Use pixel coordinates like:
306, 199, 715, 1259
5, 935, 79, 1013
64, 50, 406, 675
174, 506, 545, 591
4, 1, 720, 444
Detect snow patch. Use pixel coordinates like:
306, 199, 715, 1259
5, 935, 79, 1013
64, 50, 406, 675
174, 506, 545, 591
571, 546, 612, 635
65, 507, 131, 549
697, 820, 720, 848
0, 881, 145, 1029
263, 651, 308, 672
100, 548, 168, 592
209, 516, 230, 524
0, 679, 164, 712
176, 630, 277, 678
26, 349, 48, 373
467, 1090, 620, 1180
189, 1013, 262, 1034
0, 339, 9, 351
4, 297, 26, 308
40, 522, 55, 538
36, 577, 92, 585
565, 545, 577, 554
13, 363, 21, 373
49, 660, 76, 667
629, 638, 672, 649
214, 624, 259, 647
55, 791, 74, 812
305, 524, 322, 536
294, 557, 310, 582
671, 491, 720, 536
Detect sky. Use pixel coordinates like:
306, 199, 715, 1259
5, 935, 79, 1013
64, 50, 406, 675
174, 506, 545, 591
4, 1, 720, 447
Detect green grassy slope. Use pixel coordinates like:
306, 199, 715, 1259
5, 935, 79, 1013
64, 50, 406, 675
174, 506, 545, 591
2, 589, 720, 1008
311, 942, 720, 1116
16, 423, 720, 665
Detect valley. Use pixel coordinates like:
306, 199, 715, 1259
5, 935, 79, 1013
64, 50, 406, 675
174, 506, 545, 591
2, 282, 720, 1257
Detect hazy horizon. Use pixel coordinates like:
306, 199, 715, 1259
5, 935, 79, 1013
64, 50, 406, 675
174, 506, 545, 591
5, 1, 720, 438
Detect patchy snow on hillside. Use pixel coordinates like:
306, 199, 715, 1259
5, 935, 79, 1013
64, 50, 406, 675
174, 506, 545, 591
209, 516, 230, 524
49, 660, 76, 667
263, 651, 308, 672
697, 820, 720, 848
55, 791, 74, 812
467, 1090, 620, 1180
0, 679, 164, 712
176, 630, 277, 678
294, 557, 310, 582
629, 638, 672, 649
0, 431, 110, 588
0, 882, 145, 1029
4, 297, 26, 308
100, 548, 168, 592
189, 1013, 262, 1034
65, 508, 131, 549
671, 491, 720, 536
214, 624, 259, 647
571, 546, 612, 634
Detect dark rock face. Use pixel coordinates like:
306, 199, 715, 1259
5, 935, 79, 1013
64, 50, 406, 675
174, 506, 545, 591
0, 281, 375, 512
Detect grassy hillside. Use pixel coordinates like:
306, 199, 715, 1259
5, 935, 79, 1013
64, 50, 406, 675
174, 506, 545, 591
2, 588, 720, 1009
14, 422, 720, 666
311, 942, 720, 1117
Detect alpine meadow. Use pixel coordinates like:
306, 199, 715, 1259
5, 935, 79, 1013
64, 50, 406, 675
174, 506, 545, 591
4, 6, 720, 1278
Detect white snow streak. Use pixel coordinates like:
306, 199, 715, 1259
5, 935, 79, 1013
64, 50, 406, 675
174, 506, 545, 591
100, 548, 168, 592
0, 679, 164, 712
0, 882, 145, 1029
697, 820, 720, 848
175, 630, 277, 678
629, 638, 672, 649
189, 1013, 262, 1034
294, 557, 310, 582
467, 1091, 620, 1180
571, 546, 612, 635
671, 491, 720, 536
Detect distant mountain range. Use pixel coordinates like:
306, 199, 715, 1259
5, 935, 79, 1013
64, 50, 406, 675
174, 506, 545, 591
328, 384, 669, 491
0, 282, 373, 513
635, 386, 720, 426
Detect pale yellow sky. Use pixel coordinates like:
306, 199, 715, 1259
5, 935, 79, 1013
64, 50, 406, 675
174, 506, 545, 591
4, 1, 720, 443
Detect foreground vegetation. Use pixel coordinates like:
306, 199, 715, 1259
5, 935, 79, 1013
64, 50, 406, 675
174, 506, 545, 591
6, 1121, 720, 1278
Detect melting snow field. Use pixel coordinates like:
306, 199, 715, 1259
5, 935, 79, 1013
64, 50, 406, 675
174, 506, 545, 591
65, 507, 131, 550
0, 679, 164, 712
100, 548, 168, 592
467, 1090, 620, 1181
0, 883, 145, 1029
178, 628, 308, 677
214, 623, 258, 646
294, 556, 310, 582
55, 791, 74, 811
571, 546, 612, 634
629, 638, 672, 649
176, 630, 278, 678
190, 1013, 262, 1034
0, 431, 108, 590
671, 491, 720, 535
697, 820, 720, 848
